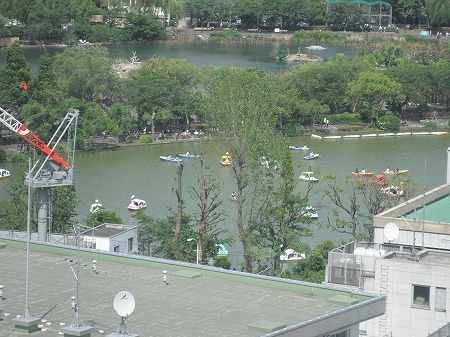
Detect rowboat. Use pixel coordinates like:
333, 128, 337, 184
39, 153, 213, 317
303, 153, 319, 160
351, 172, 374, 177
160, 155, 182, 162
383, 169, 409, 176
289, 145, 309, 151
177, 153, 200, 159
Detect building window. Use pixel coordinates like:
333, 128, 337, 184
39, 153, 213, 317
128, 237, 133, 252
436, 287, 446, 311
114, 245, 120, 252
413, 285, 430, 307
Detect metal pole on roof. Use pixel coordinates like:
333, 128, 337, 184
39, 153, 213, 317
23, 157, 32, 319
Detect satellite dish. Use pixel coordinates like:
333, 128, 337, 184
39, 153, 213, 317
384, 222, 399, 241
113, 291, 135, 317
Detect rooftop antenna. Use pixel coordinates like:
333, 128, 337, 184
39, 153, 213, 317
384, 222, 399, 252
60, 223, 93, 337
107, 291, 139, 337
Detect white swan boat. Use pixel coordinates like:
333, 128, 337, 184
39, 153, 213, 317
128, 195, 147, 210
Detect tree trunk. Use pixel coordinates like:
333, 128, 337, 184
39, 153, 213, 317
173, 161, 183, 241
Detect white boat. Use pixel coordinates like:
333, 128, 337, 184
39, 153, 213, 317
431, 131, 449, 136
128, 195, 147, 210
311, 134, 322, 140
361, 134, 378, 137
177, 152, 200, 159
378, 133, 396, 137
396, 132, 411, 136
383, 169, 409, 176
160, 155, 182, 162
299, 171, 318, 182
343, 135, 360, 138
303, 153, 319, 160
323, 136, 342, 139
0, 169, 11, 179
280, 248, 306, 261
289, 145, 309, 150
89, 200, 103, 213
230, 192, 238, 201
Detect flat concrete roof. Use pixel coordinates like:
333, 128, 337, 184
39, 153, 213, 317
0, 238, 385, 337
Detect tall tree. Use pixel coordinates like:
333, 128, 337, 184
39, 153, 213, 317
0, 41, 32, 110
188, 155, 226, 264
424, 0, 450, 27
205, 67, 282, 272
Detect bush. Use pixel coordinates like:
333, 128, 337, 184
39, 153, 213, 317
214, 256, 231, 269
291, 30, 345, 43
140, 135, 152, 143
424, 120, 438, 130
210, 30, 241, 40
377, 115, 400, 131
0, 149, 6, 163
337, 125, 364, 132
327, 113, 361, 124
283, 123, 304, 137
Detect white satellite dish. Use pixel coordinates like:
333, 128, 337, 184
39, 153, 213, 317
113, 291, 136, 317
384, 222, 399, 241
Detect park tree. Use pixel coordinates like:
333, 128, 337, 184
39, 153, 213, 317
424, 0, 450, 28
325, 0, 364, 30
322, 174, 416, 241
53, 46, 116, 105
204, 67, 310, 273
124, 12, 166, 40
126, 57, 200, 131
188, 155, 228, 264
0, 155, 29, 232
348, 71, 405, 123
284, 55, 373, 113
0, 42, 32, 110
51, 185, 78, 233
373, 43, 404, 68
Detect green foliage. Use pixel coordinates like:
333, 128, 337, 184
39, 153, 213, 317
210, 30, 241, 40
276, 49, 289, 61
377, 114, 401, 131
52, 185, 78, 233
327, 113, 361, 124
0, 149, 6, 163
283, 122, 304, 136
214, 256, 232, 269
291, 30, 343, 43
139, 134, 152, 143
337, 125, 364, 132
291, 240, 335, 283
85, 209, 123, 228
424, 120, 438, 130
373, 44, 404, 67
125, 13, 166, 41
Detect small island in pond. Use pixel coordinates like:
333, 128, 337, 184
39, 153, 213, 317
277, 46, 324, 63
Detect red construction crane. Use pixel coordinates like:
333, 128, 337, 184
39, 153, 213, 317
0, 106, 70, 168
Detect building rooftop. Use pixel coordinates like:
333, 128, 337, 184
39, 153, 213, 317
405, 194, 450, 223
82, 223, 135, 238
0, 238, 385, 337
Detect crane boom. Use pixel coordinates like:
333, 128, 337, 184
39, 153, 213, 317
0, 106, 70, 168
